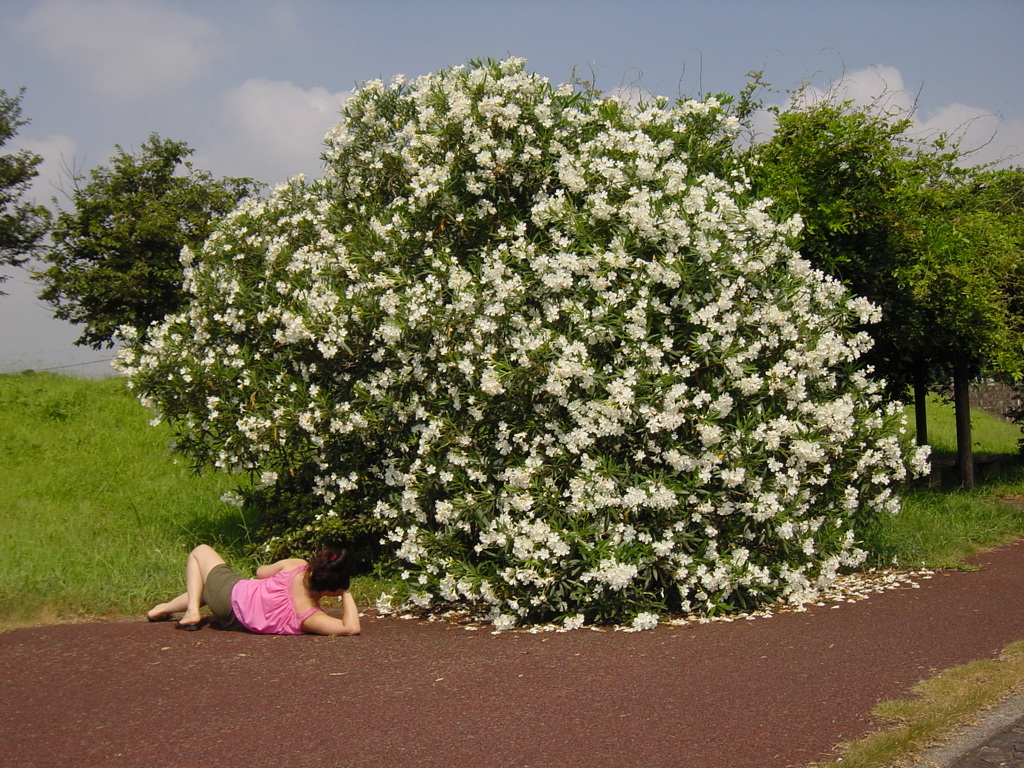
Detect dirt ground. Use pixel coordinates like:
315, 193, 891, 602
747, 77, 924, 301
4, 542, 1024, 768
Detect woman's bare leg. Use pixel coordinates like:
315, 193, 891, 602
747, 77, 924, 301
148, 545, 227, 626
147, 592, 188, 621
179, 545, 227, 626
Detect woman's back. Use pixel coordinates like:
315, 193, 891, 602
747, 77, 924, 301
231, 565, 320, 635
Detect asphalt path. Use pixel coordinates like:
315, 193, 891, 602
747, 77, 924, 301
4, 541, 1024, 768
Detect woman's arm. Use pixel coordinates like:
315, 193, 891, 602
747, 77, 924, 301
255, 558, 307, 579
301, 591, 362, 636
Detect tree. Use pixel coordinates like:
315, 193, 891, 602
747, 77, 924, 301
983, 167, 1024, 443
38, 134, 261, 348
903, 171, 1023, 486
0, 87, 49, 292
742, 85, 1024, 487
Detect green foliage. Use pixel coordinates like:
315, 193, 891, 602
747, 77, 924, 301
744, 86, 1024, 397
0, 87, 49, 291
117, 58, 927, 629
905, 170, 1024, 383
240, 471, 392, 570
985, 167, 1024, 437
37, 133, 261, 348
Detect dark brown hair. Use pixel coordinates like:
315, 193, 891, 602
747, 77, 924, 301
307, 548, 355, 594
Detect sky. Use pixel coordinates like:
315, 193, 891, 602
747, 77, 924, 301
1, 0, 1022, 376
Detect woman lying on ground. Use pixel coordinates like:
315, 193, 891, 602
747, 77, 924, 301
146, 544, 361, 636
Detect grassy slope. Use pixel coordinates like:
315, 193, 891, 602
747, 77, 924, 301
912, 395, 1022, 457
0, 373, 252, 623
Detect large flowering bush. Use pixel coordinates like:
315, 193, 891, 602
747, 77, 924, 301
115, 58, 929, 628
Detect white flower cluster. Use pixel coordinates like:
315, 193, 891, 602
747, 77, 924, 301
115, 58, 928, 628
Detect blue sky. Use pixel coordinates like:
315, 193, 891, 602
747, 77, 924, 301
2, 0, 1022, 374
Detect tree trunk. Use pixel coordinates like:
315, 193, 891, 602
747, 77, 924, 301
913, 367, 928, 446
953, 361, 974, 489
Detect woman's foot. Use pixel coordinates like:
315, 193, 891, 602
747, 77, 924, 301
146, 605, 175, 622
176, 610, 203, 630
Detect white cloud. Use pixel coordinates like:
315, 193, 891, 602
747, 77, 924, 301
13, 0, 224, 100
778, 65, 1022, 168
203, 78, 352, 184
789, 65, 915, 115
914, 104, 1024, 168
831, 65, 917, 115
609, 85, 655, 106
12, 133, 79, 207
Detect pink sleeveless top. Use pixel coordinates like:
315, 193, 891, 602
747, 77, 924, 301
230, 564, 321, 635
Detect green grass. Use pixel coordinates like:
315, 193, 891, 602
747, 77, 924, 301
910, 395, 1022, 458
0, 372, 256, 625
0, 372, 391, 627
870, 397, 1024, 569
872, 474, 1024, 568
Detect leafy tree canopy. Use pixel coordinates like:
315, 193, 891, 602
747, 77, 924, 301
0, 87, 49, 292
743, 83, 1024, 397
38, 133, 261, 348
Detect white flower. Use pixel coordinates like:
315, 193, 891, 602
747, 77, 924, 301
493, 614, 517, 631
627, 612, 659, 631
375, 592, 396, 613
562, 613, 586, 630
434, 500, 456, 524
791, 439, 825, 464
582, 559, 638, 591
480, 368, 504, 396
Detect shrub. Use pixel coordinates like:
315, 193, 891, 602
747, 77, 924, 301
116, 58, 929, 628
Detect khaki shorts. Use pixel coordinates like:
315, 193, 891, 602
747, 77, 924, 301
203, 563, 246, 631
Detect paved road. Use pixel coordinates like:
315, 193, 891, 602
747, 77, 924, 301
3, 542, 1024, 768
949, 714, 1024, 767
